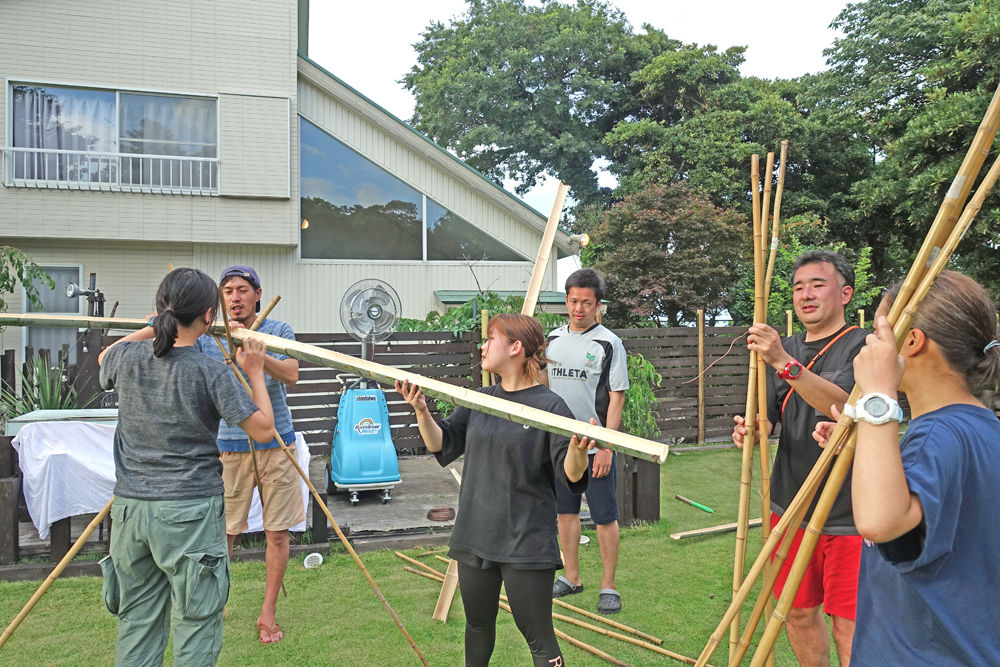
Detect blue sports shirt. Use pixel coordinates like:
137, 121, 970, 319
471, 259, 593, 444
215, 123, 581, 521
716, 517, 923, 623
852, 403, 1000, 666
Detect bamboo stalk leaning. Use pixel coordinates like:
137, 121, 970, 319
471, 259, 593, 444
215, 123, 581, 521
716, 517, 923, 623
763, 141, 789, 307
752, 152, 775, 667
252, 295, 281, 329
730, 153, 762, 660
746, 123, 1000, 667
0, 499, 114, 650
760, 152, 775, 255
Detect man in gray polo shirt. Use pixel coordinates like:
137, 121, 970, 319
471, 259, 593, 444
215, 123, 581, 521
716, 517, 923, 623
546, 268, 629, 614
195, 265, 303, 645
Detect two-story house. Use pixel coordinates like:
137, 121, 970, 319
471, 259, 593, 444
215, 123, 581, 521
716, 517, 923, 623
0, 0, 573, 364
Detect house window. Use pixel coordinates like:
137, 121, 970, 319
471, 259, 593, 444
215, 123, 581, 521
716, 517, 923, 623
299, 118, 527, 262
22, 265, 84, 365
7, 83, 218, 195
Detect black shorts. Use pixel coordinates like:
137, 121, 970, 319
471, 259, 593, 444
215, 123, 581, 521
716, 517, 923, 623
556, 451, 619, 525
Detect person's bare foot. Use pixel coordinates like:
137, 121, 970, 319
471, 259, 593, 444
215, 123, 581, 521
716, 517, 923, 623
256, 615, 283, 644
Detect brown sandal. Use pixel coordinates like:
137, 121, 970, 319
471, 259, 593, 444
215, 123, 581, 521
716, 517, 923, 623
257, 619, 283, 644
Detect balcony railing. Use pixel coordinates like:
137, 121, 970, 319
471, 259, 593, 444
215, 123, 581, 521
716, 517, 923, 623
2, 147, 219, 196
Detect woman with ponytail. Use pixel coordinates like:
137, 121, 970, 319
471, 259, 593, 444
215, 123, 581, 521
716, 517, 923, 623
97, 268, 275, 666
813, 271, 1000, 665
396, 313, 591, 667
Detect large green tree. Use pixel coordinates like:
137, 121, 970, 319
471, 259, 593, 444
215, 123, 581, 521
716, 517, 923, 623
585, 182, 747, 327
403, 0, 672, 203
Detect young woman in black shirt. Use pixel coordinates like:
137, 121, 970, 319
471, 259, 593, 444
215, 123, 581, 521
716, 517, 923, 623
396, 313, 591, 667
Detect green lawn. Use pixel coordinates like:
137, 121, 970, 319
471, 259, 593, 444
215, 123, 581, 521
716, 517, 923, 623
0, 450, 840, 666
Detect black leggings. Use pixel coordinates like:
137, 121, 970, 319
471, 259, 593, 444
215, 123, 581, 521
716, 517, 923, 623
458, 562, 564, 667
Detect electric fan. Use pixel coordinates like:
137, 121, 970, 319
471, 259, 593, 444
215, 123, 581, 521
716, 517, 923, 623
326, 280, 403, 505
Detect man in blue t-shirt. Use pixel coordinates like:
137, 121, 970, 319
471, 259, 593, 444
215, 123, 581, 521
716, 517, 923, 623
195, 265, 303, 645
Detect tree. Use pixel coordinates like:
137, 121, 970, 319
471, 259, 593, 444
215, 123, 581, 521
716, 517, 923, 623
586, 182, 747, 327
0, 246, 52, 317
402, 0, 675, 203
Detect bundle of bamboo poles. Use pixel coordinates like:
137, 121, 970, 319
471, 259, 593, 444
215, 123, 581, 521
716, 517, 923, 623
699, 82, 1000, 667
730, 143, 788, 666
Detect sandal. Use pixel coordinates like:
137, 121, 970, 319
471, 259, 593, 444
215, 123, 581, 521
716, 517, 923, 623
597, 589, 622, 614
257, 619, 283, 644
552, 576, 584, 598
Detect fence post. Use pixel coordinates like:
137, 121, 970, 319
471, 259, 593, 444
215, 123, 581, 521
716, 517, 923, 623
697, 309, 705, 444
0, 476, 18, 565
1, 350, 15, 478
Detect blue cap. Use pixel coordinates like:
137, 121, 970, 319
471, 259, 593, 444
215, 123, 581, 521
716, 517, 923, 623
220, 265, 261, 312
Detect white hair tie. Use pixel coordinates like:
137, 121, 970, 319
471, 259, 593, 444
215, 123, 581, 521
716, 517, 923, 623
985, 340, 1000, 353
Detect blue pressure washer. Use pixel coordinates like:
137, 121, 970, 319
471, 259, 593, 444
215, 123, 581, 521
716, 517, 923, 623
325, 280, 403, 506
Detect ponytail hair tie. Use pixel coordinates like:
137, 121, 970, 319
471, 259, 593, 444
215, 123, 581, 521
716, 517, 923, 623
985, 340, 1000, 353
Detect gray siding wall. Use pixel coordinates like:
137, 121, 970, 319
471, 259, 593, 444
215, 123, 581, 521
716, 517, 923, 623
0, 0, 299, 245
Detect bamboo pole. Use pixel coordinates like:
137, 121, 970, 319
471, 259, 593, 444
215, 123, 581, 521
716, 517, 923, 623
253, 295, 281, 328
669, 518, 762, 540
858, 309, 865, 330
759, 152, 775, 255
785, 310, 792, 337
730, 153, 761, 660
432, 559, 460, 622
747, 126, 1000, 667
0, 499, 114, 650
395, 551, 445, 578
405, 566, 444, 584
752, 154, 775, 667
763, 141, 788, 307
552, 597, 664, 645
549, 624, 633, 667
216, 341, 430, 666
697, 309, 705, 443
0, 314, 671, 463
551, 611, 705, 665
522, 181, 570, 316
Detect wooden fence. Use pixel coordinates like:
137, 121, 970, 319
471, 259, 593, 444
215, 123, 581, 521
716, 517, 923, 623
618, 322, 787, 444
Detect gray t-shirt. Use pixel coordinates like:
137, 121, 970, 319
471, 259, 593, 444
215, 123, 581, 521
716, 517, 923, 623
545, 323, 630, 452
100, 340, 259, 500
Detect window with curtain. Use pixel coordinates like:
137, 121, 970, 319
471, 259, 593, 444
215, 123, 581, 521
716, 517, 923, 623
9, 83, 218, 192
119, 93, 217, 188
11, 85, 116, 182
299, 118, 528, 262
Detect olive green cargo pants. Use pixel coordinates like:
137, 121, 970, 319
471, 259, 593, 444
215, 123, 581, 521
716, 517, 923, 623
100, 495, 229, 667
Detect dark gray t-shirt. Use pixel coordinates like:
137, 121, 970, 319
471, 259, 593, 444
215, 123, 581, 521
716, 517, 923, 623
435, 384, 587, 569
100, 340, 259, 500
766, 325, 868, 534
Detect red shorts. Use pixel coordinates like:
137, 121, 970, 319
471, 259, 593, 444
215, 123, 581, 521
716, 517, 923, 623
769, 513, 862, 620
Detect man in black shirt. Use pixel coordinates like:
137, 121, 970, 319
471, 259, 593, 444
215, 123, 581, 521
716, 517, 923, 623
733, 250, 869, 667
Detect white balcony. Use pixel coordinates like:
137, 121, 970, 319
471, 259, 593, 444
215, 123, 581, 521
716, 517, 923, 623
2, 147, 219, 196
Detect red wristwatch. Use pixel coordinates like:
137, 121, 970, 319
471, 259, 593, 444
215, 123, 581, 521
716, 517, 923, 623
777, 359, 803, 380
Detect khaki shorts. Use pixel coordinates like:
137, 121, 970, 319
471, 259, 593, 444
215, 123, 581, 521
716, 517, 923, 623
221, 446, 306, 534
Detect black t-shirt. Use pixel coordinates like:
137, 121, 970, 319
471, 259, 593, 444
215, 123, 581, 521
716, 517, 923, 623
766, 325, 869, 534
435, 384, 588, 569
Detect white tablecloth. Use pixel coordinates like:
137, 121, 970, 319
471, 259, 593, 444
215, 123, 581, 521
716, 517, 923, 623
12, 422, 310, 538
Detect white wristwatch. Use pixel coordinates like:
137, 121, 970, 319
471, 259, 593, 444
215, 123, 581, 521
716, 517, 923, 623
844, 393, 903, 426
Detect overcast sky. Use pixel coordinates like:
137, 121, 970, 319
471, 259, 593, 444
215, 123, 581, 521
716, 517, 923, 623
308, 0, 852, 287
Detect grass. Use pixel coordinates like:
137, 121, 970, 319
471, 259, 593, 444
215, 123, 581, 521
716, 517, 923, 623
0, 450, 842, 666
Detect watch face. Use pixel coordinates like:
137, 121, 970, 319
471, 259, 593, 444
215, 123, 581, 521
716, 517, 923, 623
788, 363, 803, 378
866, 396, 889, 418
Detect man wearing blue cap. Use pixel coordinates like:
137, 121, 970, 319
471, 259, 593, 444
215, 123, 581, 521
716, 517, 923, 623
195, 265, 303, 645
